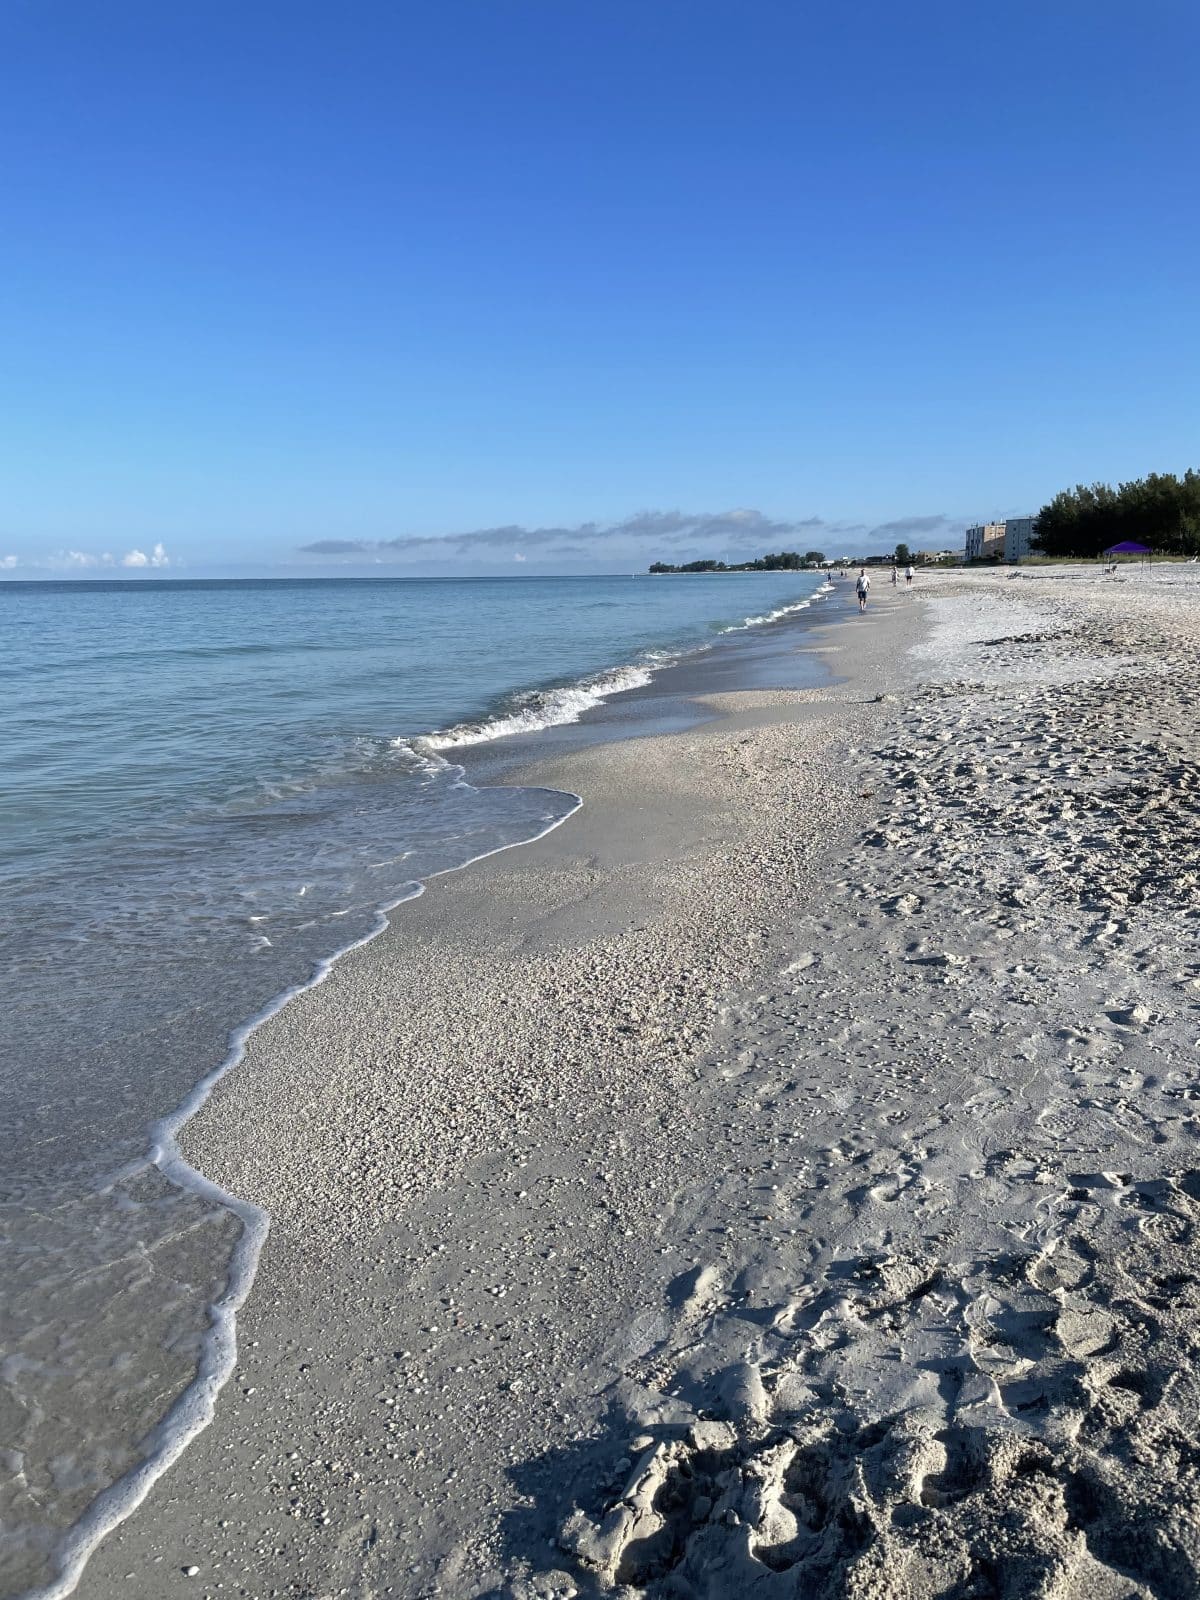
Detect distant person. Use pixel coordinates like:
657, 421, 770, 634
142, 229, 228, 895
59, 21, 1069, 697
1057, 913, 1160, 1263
855, 568, 870, 612
905, 564, 915, 587
891, 565, 898, 586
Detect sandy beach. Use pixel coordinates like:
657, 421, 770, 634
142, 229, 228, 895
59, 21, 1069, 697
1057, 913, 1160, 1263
77, 566, 1200, 1600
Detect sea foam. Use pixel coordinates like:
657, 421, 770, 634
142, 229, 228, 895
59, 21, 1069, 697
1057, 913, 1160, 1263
420, 660, 661, 749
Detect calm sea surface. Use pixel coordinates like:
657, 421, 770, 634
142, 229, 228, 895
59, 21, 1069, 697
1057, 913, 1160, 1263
0, 571, 828, 1595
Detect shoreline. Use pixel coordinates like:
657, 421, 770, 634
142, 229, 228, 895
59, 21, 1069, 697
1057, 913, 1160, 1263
26, 796, 591, 1600
8, 576, 835, 1600
74, 579, 896, 1598
419, 577, 832, 753
78, 565, 1200, 1598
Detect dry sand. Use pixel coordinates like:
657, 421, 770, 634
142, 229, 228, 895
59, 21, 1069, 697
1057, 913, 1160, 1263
78, 566, 1200, 1600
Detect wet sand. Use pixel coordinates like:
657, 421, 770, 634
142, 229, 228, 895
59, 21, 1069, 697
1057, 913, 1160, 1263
79, 566, 1200, 1600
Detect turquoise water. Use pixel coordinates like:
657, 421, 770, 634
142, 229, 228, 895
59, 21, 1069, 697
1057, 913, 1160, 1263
0, 570, 828, 1595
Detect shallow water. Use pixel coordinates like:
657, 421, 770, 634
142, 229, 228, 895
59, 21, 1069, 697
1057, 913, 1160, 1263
0, 570, 828, 1595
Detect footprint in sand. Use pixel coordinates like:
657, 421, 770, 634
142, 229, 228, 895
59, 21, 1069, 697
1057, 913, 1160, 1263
551, 1168, 1200, 1600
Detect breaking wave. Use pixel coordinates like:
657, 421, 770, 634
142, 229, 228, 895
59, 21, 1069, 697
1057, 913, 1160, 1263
418, 583, 833, 751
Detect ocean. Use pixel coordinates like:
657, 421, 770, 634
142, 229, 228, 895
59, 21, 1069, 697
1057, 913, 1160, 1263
0, 570, 830, 1596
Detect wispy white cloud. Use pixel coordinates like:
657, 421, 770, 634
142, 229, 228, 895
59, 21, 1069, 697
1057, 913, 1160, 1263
0, 554, 17, 570
45, 549, 107, 570
122, 541, 170, 568
32, 543, 173, 573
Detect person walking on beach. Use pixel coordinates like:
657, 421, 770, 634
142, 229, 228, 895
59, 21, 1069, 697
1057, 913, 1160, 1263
855, 568, 870, 612
905, 563, 915, 587
891, 565, 898, 587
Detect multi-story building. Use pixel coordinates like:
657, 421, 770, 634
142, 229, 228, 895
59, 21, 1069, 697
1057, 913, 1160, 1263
964, 522, 1007, 561
1004, 516, 1035, 561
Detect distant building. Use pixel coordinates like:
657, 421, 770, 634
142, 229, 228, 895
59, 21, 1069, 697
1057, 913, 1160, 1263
1004, 516, 1035, 561
964, 522, 1007, 561
917, 549, 958, 564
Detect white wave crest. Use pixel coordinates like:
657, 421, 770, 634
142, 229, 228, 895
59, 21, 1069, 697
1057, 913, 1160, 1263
412, 581, 831, 754
723, 597, 808, 630
422, 661, 658, 750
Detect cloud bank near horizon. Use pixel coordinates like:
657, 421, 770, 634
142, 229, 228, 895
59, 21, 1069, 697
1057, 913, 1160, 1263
299, 508, 964, 568
0, 512, 966, 578
1, 542, 173, 574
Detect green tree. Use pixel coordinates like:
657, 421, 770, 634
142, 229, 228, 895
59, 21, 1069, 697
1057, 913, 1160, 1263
1033, 470, 1200, 558
803, 550, 826, 566
894, 543, 912, 565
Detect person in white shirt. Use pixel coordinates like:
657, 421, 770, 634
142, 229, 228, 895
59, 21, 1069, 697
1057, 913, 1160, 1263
855, 568, 870, 612
905, 564, 915, 586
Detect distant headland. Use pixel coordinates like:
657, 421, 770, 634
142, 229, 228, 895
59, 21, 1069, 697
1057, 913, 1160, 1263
648, 550, 826, 574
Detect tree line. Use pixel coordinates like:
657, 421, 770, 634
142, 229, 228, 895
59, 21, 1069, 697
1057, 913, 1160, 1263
649, 550, 826, 574
1034, 470, 1200, 558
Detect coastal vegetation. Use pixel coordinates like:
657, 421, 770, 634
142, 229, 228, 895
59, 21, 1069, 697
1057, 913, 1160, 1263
1034, 469, 1200, 558
649, 550, 826, 573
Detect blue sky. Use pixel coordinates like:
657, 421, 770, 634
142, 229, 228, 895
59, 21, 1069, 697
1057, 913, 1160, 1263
1, 0, 1197, 576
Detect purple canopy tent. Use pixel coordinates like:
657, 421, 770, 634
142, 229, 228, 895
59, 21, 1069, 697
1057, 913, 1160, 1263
1103, 540, 1152, 569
